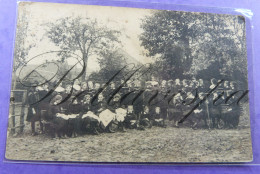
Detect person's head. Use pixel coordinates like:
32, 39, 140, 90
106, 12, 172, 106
73, 84, 80, 92
144, 106, 149, 113
43, 84, 48, 91
88, 81, 94, 89
175, 78, 181, 86
53, 95, 62, 105
224, 80, 229, 88
134, 80, 141, 88
189, 80, 194, 87
151, 82, 159, 90
95, 83, 100, 90
193, 80, 199, 88
126, 80, 132, 88
83, 94, 91, 104
168, 80, 173, 87
74, 79, 80, 85
127, 105, 133, 113
65, 85, 72, 93
110, 82, 115, 89
113, 94, 121, 102
161, 80, 167, 87
98, 94, 104, 102
230, 81, 236, 89
182, 79, 187, 86
81, 82, 88, 91
213, 92, 218, 100
155, 107, 160, 114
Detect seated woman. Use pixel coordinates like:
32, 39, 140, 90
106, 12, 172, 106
108, 94, 127, 132
124, 105, 138, 129
139, 105, 152, 128
45, 95, 68, 138
152, 106, 165, 127
81, 94, 100, 135
190, 92, 207, 129
93, 94, 116, 133
67, 98, 83, 137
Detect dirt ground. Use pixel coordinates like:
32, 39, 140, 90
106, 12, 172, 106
5, 123, 252, 163
5, 102, 252, 163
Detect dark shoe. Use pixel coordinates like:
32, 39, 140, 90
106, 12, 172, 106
31, 132, 38, 136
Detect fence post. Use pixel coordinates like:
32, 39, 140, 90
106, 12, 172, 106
10, 91, 16, 134
20, 90, 27, 133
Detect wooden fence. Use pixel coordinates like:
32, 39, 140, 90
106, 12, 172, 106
9, 90, 27, 134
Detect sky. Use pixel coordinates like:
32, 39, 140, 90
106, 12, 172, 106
18, 2, 154, 74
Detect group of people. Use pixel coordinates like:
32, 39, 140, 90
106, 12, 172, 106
26, 77, 243, 137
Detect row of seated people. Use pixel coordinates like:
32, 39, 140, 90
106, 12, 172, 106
39, 93, 169, 138
26, 78, 242, 136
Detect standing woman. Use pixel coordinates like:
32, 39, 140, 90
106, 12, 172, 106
158, 80, 168, 128
26, 87, 43, 135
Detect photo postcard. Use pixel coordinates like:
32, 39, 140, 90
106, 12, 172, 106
5, 2, 252, 163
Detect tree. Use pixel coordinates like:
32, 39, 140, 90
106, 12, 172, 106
12, 8, 36, 89
189, 14, 247, 82
46, 16, 121, 80
139, 10, 203, 78
97, 49, 127, 82
140, 10, 247, 83
13, 9, 36, 72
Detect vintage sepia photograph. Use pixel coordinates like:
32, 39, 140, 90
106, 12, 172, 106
5, 2, 252, 162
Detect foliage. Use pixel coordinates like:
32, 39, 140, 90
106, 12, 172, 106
13, 9, 36, 72
97, 49, 127, 82
46, 16, 121, 80
140, 10, 247, 82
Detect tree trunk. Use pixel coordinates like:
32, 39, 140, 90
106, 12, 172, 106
81, 55, 88, 81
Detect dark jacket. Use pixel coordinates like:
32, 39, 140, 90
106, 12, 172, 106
26, 91, 40, 122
